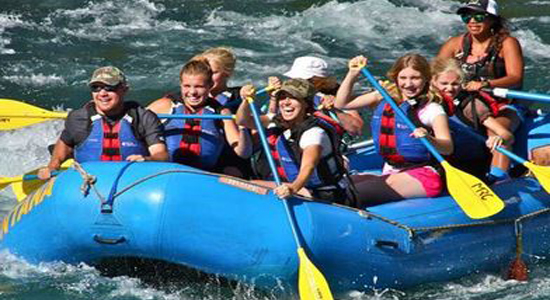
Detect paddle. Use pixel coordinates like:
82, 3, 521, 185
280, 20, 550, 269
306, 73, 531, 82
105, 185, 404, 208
245, 95, 333, 300
0, 88, 276, 130
0, 159, 74, 201
0, 99, 69, 130
484, 88, 550, 103
448, 118, 550, 194
360, 67, 505, 219
0, 170, 58, 191
13, 159, 74, 201
0, 99, 238, 131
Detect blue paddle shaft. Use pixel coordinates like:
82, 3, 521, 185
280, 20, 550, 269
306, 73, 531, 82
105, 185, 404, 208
22, 170, 60, 181
360, 68, 445, 162
248, 100, 282, 186
247, 98, 307, 249
492, 88, 550, 103
157, 114, 233, 120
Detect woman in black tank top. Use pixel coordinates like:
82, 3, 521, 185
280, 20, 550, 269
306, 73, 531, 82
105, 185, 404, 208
437, 0, 525, 182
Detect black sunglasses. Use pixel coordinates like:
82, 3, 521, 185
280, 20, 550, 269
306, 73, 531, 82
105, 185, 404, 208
90, 84, 120, 93
460, 13, 489, 23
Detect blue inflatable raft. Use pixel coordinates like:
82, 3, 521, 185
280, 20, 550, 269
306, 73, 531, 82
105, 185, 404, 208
1, 113, 550, 296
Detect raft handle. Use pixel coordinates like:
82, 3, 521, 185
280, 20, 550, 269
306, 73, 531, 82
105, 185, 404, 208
93, 234, 127, 245
375, 240, 399, 249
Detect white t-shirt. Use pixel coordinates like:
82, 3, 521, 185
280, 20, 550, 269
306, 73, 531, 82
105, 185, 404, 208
417, 102, 447, 127
282, 126, 332, 157
266, 113, 333, 157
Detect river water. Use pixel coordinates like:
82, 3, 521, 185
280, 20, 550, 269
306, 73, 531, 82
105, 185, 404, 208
1, 0, 550, 299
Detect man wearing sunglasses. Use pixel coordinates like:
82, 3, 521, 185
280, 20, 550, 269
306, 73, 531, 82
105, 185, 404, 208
38, 66, 168, 180
437, 0, 525, 183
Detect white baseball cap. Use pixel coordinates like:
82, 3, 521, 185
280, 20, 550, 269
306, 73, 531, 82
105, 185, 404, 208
284, 56, 329, 79
457, 0, 499, 17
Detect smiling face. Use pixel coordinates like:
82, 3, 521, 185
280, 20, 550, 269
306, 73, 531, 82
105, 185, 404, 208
432, 71, 462, 98
180, 74, 212, 111
463, 11, 494, 36
91, 84, 126, 116
209, 60, 231, 95
277, 91, 307, 124
396, 67, 426, 100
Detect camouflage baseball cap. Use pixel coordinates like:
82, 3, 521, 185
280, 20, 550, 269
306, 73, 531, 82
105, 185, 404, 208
89, 66, 127, 86
276, 78, 315, 102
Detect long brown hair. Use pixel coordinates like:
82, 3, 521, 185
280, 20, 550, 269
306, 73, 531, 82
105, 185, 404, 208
309, 76, 340, 95
487, 15, 512, 58
386, 53, 442, 104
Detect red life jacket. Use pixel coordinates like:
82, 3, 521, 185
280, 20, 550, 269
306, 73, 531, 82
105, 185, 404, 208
100, 121, 123, 161
178, 107, 202, 165
267, 129, 288, 181
313, 111, 345, 137
372, 100, 432, 168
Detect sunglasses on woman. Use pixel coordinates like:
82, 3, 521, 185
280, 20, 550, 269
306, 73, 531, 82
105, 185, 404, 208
90, 84, 120, 92
460, 13, 489, 23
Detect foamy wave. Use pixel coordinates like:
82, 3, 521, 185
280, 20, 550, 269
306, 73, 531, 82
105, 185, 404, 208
0, 13, 27, 55
515, 29, 550, 60
2, 74, 66, 86
43, 0, 188, 41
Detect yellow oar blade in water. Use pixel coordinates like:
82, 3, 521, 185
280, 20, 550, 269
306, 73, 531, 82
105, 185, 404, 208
0, 99, 68, 130
523, 162, 550, 194
298, 248, 333, 300
441, 161, 505, 219
8, 159, 74, 201
0, 175, 24, 190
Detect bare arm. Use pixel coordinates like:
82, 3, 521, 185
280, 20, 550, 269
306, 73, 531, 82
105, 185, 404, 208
334, 109, 364, 136
437, 36, 462, 59
414, 114, 453, 155
335, 55, 382, 110
146, 143, 169, 161
429, 114, 453, 155
37, 139, 73, 180
236, 85, 271, 130
223, 107, 252, 158
483, 116, 515, 150
274, 145, 322, 198
146, 97, 173, 115
488, 36, 524, 89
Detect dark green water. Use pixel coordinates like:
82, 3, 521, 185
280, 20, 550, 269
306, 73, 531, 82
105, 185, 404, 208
1, 0, 550, 299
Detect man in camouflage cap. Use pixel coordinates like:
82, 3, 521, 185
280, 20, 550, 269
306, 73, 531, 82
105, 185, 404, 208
89, 66, 127, 86
38, 66, 168, 180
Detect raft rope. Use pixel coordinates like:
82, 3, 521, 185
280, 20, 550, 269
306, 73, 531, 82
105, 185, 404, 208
102, 161, 136, 213
359, 206, 550, 261
70, 161, 541, 260
70, 162, 272, 210
72, 161, 99, 197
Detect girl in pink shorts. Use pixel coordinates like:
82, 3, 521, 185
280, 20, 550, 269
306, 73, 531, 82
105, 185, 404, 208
335, 54, 453, 207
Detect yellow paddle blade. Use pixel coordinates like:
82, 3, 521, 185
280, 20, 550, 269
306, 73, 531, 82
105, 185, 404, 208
0, 175, 25, 190
0, 99, 68, 130
523, 161, 550, 194
10, 159, 74, 202
297, 247, 333, 300
441, 161, 505, 219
